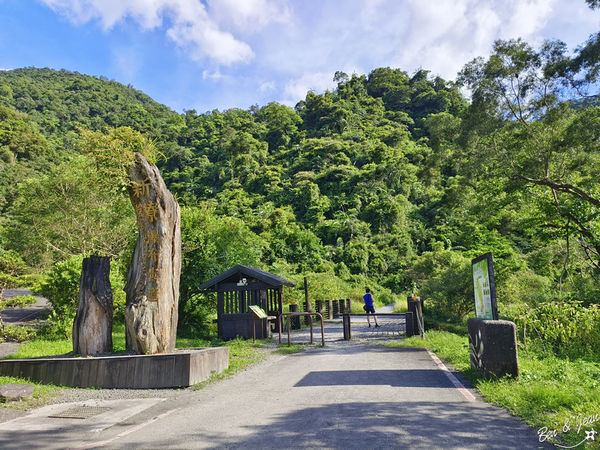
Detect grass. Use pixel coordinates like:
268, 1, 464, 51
386, 330, 600, 449
2, 324, 278, 411
0, 376, 58, 410
6, 322, 129, 359
277, 343, 309, 354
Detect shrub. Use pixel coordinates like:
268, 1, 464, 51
0, 294, 37, 308
509, 301, 600, 360
0, 249, 28, 277
2, 325, 36, 342
497, 268, 552, 305
405, 247, 473, 320
39, 255, 83, 320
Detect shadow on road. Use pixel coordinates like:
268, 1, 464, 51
295, 369, 455, 388
111, 401, 552, 449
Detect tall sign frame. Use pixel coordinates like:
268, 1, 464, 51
471, 252, 498, 320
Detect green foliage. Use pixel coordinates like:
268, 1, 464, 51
0, 249, 28, 276
39, 255, 82, 321
0, 294, 37, 308
507, 301, 600, 360
5, 154, 136, 267
405, 246, 473, 320
0, 51, 599, 339
1, 325, 36, 342
0, 249, 33, 288
178, 205, 265, 331
79, 126, 159, 191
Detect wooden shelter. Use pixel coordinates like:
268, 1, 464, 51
199, 265, 296, 340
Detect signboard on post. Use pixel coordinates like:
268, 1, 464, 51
471, 252, 498, 320
249, 305, 268, 319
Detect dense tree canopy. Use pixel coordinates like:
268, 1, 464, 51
1, 22, 599, 329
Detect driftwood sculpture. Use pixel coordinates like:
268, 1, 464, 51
124, 153, 181, 354
73, 255, 113, 356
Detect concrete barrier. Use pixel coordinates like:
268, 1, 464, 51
468, 318, 518, 379
0, 347, 229, 389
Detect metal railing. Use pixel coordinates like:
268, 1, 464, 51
278, 312, 325, 346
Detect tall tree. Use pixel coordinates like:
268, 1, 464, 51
459, 39, 600, 269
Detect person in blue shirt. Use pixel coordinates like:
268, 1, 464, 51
363, 288, 380, 328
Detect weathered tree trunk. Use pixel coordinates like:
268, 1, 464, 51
73, 256, 113, 356
125, 153, 181, 354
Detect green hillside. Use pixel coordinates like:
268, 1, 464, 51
1, 38, 599, 345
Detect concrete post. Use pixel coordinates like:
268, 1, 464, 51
468, 318, 519, 379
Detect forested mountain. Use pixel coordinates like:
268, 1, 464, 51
1, 40, 599, 331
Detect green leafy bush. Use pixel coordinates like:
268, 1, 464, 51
509, 301, 600, 360
39, 255, 83, 320
0, 294, 37, 308
405, 246, 473, 320
2, 324, 36, 342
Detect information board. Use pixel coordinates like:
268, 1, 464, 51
471, 252, 498, 320
249, 305, 268, 319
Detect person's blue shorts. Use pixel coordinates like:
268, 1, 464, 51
364, 305, 375, 314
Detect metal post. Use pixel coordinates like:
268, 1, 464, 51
278, 315, 282, 344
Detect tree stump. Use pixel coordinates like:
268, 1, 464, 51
73, 256, 113, 356
125, 153, 181, 354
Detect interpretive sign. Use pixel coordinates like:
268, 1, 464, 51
249, 305, 268, 319
471, 252, 498, 320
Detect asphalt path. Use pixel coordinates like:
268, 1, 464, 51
0, 339, 550, 449
0, 289, 49, 324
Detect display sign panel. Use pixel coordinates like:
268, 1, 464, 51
249, 305, 268, 319
472, 253, 499, 320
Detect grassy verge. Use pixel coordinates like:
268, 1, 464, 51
3, 326, 281, 403
386, 331, 600, 449
0, 376, 58, 410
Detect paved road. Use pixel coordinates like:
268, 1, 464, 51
0, 340, 549, 449
0, 289, 50, 358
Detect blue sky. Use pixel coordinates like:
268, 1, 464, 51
0, 0, 598, 114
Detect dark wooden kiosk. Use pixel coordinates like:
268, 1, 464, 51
199, 265, 296, 340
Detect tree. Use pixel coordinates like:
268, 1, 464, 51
178, 205, 265, 330
459, 39, 600, 269
5, 155, 136, 267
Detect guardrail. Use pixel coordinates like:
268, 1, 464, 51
278, 312, 325, 347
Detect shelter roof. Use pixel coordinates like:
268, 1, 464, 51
198, 265, 296, 291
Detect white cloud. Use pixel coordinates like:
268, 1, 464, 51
282, 72, 336, 105
207, 0, 291, 32
41, 0, 292, 66
385, 0, 561, 80
38, 0, 600, 112
202, 69, 223, 81
259, 81, 276, 94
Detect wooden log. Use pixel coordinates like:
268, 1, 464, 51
125, 153, 181, 354
73, 256, 113, 356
